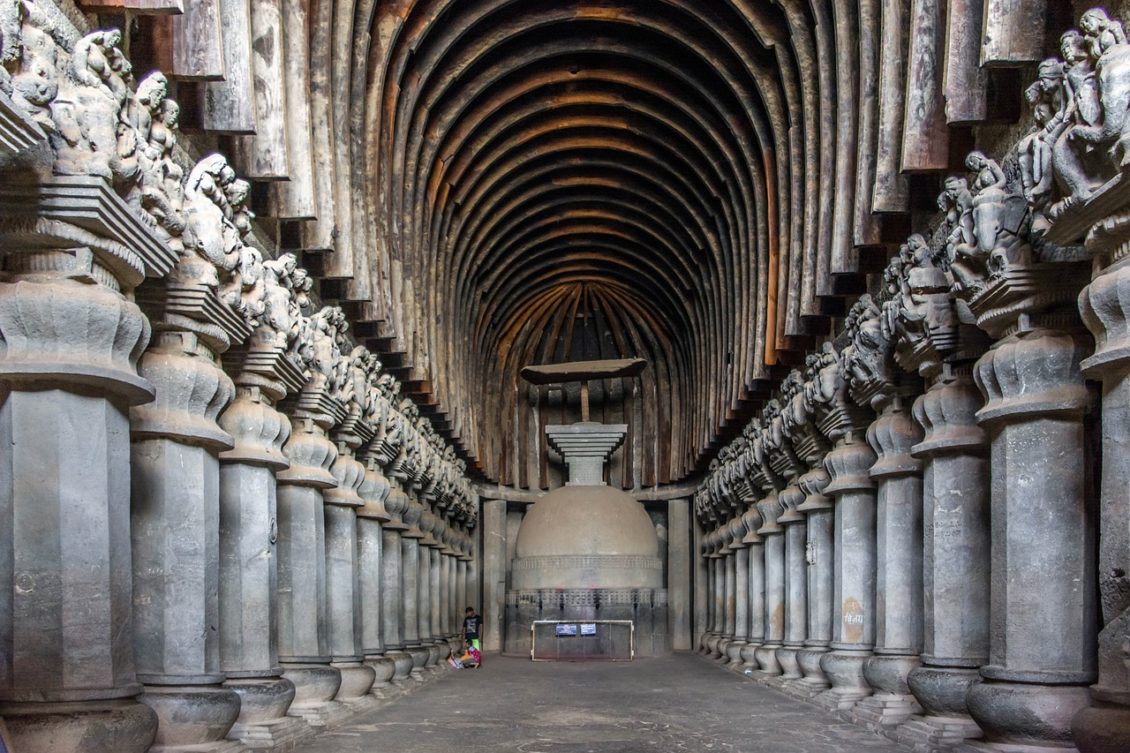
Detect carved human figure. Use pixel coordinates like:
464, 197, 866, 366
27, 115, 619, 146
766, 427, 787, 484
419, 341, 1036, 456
1080, 7, 1128, 59
1065, 17, 1130, 187
132, 74, 186, 244
50, 29, 139, 183
1048, 30, 1116, 211
1020, 59, 1067, 216
8, 0, 57, 127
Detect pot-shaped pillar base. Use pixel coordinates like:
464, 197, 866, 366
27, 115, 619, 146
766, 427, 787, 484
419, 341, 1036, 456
333, 661, 376, 705
777, 646, 802, 681
897, 664, 984, 747
139, 685, 243, 752
0, 698, 157, 753
854, 654, 923, 729
965, 680, 1090, 751
224, 677, 312, 749
756, 644, 782, 676
739, 642, 761, 669
725, 640, 747, 668
816, 649, 872, 711
386, 651, 414, 684
281, 664, 343, 728
364, 655, 398, 693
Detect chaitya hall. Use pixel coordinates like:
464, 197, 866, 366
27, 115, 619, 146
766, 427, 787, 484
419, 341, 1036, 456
0, 0, 1128, 751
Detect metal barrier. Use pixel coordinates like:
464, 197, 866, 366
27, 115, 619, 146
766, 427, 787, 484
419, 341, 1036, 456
530, 619, 634, 661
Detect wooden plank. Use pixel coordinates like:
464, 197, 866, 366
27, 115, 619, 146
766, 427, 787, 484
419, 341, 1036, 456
943, 0, 988, 122
270, 0, 317, 217
520, 358, 648, 385
201, 0, 255, 131
902, 0, 949, 170
980, 0, 1046, 65
872, 0, 911, 212
162, 0, 224, 80
855, 0, 884, 243
231, 0, 290, 178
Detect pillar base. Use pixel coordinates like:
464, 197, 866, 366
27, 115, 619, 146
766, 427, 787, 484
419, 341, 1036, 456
795, 646, 830, 693
965, 679, 1090, 751
902, 664, 983, 746
406, 646, 430, 679
1072, 696, 1130, 753
706, 633, 724, 658
816, 649, 873, 711
386, 650, 414, 684
425, 643, 442, 671
725, 640, 747, 667
364, 655, 397, 693
777, 645, 802, 680
755, 644, 782, 676
280, 664, 342, 727
0, 697, 158, 753
139, 684, 243, 752
739, 642, 761, 669
699, 632, 716, 654
332, 661, 376, 703
223, 677, 312, 749
854, 654, 923, 729
714, 637, 732, 662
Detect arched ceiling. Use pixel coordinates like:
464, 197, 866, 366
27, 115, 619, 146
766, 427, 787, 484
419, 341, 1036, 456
260, 0, 1047, 484
356, 0, 821, 485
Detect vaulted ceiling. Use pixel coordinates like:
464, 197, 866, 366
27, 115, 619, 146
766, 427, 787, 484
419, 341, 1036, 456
356, 0, 826, 485
167, 0, 1058, 485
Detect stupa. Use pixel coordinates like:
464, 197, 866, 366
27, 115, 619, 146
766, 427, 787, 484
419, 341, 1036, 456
504, 360, 669, 658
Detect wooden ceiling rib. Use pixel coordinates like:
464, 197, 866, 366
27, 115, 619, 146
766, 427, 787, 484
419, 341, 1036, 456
342, 0, 863, 484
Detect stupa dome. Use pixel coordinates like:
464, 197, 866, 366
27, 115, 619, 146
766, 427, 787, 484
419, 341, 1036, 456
512, 483, 661, 590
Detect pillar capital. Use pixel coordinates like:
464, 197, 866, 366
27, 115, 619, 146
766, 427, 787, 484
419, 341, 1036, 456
973, 325, 1092, 425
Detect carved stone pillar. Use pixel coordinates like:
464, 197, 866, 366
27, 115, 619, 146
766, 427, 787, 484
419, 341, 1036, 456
415, 506, 439, 669
756, 493, 785, 676
217, 350, 309, 749
381, 486, 413, 684
399, 498, 428, 677
129, 320, 244, 752
428, 544, 444, 667
964, 319, 1096, 750
1074, 249, 1130, 752
898, 369, 990, 748
356, 455, 396, 696
700, 531, 718, 655
740, 506, 765, 670
854, 395, 925, 729
698, 530, 716, 654
324, 423, 376, 707
726, 516, 750, 667
778, 483, 808, 684
816, 432, 878, 712
706, 529, 725, 658
275, 406, 342, 726
718, 524, 737, 664
796, 463, 833, 695
0, 206, 174, 753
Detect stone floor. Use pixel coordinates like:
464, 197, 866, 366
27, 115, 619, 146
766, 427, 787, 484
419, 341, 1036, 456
300, 654, 908, 752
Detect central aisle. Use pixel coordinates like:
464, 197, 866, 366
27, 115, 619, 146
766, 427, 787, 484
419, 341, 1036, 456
301, 654, 908, 752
